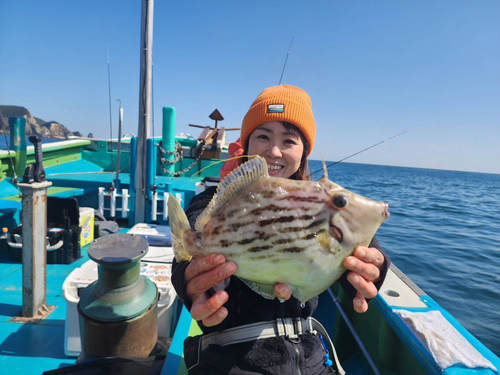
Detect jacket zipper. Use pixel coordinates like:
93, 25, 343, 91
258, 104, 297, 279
293, 344, 302, 375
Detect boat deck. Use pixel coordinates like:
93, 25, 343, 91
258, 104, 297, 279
0, 244, 91, 374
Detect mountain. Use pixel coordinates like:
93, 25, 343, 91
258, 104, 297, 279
0, 105, 81, 139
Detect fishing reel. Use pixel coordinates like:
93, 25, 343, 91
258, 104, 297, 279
23, 136, 46, 184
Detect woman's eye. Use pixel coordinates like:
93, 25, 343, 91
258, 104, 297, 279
257, 134, 269, 140
285, 139, 298, 145
332, 194, 348, 208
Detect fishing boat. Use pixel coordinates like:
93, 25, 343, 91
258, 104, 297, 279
1, 2, 499, 374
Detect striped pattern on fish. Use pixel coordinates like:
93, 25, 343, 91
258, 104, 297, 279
168, 156, 389, 303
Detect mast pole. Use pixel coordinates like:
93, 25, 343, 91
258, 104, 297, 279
135, 0, 154, 223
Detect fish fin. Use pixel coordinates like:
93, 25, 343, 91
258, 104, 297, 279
238, 277, 276, 300
291, 287, 309, 305
317, 230, 334, 249
167, 193, 193, 262
195, 156, 268, 231
320, 155, 329, 180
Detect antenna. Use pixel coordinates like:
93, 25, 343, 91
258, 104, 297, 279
278, 35, 295, 85
310, 131, 408, 177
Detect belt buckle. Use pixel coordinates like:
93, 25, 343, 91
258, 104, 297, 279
279, 318, 302, 343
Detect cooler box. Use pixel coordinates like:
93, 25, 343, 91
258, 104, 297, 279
79, 207, 94, 246
62, 224, 176, 357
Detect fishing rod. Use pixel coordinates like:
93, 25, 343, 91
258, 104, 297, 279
278, 35, 295, 85
116, 99, 123, 181
107, 42, 115, 184
327, 289, 381, 375
310, 130, 408, 177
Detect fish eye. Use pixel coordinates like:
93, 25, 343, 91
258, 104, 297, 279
332, 194, 348, 209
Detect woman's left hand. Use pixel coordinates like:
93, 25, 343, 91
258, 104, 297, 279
273, 246, 385, 310
343, 246, 385, 313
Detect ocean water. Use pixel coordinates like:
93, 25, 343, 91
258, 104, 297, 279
0, 135, 60, 150
308, 159, 500, 357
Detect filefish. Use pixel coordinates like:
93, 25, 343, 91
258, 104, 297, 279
168, 156, 389, 303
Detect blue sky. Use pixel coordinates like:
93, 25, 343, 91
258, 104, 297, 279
1, 1, 499, 174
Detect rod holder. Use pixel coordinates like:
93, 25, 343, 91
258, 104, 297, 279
18, 180, 52, 318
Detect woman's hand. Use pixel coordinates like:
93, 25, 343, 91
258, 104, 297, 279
274, 246, 385, 310
184, 253, 237, 327
343, 246, 385, 313
274, 283, 292, 301
185, 246, 384, 320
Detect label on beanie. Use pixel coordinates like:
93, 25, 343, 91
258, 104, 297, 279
267, 104, 284, 113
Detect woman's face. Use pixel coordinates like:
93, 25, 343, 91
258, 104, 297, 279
247, 121, 304, 179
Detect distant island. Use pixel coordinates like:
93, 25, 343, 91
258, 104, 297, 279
0, 105, 85, 139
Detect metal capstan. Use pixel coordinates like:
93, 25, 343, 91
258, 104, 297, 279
78, 233, 158, 359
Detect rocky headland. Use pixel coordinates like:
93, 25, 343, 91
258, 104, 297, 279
0, 105, 82, 139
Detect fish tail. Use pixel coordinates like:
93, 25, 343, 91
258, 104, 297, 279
167, 193, 193, 262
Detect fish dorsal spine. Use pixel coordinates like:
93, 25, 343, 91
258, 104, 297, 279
321, 155, 329, 180
195, 156, 269, 231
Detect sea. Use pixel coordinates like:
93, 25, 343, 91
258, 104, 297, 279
2, 136, 499, 356
0, 136, 61, 150
308, 159, 500, 358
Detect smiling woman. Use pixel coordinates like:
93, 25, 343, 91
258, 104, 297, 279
170, 84, 391, 375
241, 85, 315, 181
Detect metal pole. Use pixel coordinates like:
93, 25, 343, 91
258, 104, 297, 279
161, 107, 176, 175
135, 0, 154, 224
18, 181, 52, 317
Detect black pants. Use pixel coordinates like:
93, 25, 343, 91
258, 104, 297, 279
184, 333, 338, 375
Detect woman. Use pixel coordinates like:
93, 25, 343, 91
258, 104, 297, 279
172, 85, 390, 374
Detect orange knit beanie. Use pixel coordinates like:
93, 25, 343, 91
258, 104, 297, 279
241, 85, 316, 155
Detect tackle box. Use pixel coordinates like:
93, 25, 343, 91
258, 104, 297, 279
9, 197, 82, 264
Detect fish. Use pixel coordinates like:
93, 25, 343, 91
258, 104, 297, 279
167, 156, 390, 303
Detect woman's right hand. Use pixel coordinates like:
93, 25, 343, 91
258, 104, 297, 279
184, 253, 237, 327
